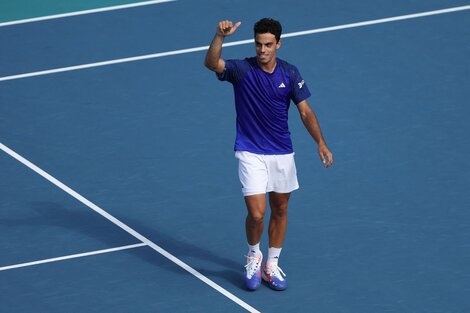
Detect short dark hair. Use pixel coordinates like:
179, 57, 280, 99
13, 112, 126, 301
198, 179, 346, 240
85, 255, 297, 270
254, 18, 282, 42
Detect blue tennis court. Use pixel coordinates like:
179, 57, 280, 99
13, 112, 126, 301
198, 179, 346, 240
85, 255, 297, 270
1, 1, 469, 312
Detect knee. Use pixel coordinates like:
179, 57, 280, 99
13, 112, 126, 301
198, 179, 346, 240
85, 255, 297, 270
247, 212, 265, 225
269, 193, 290, 219
271, 204, 288, 219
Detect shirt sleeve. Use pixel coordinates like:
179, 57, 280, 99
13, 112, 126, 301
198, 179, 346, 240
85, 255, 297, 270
216, 59, 247, 84
289, 65, 311, 104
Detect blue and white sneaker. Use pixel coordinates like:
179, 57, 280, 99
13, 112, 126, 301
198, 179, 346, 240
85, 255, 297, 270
243, 253, 263, 290
262, 262, 287, 291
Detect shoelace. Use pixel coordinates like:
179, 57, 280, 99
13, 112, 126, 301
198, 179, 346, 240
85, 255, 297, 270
244, 255, 261, 275
265, 264, 286, 278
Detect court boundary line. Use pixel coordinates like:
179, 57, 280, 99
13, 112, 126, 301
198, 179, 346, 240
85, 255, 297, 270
0, 4, 469, 82
0, 0, 176, 27
0, 243, 147, 271
0, 142, 260, 313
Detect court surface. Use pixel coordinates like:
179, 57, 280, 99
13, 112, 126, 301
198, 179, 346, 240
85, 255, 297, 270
1, 1, 469, 312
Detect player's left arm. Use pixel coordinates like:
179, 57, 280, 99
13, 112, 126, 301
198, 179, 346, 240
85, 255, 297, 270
297, 100, 333, 168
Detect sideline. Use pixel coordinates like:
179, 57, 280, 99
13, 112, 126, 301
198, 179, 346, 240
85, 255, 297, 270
0, 142, 261, 313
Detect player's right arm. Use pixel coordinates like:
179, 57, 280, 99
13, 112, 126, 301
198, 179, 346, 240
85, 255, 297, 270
204, 20, 241, 73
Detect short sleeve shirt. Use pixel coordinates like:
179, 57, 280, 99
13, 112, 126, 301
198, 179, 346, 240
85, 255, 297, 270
217, 57, 311, 154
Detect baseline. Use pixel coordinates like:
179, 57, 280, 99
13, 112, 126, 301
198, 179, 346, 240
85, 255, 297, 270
0, 142, 260, 313
0, 5, 469, 82
0, 243, 147, 271
0, 0, 176, 28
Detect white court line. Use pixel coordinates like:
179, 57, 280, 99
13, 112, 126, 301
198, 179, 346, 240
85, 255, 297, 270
0, 0, 176, 27
280, 5, 470, 38
0, 142, 260, 313
0, 5, 469, 83
0, 243, 147, 271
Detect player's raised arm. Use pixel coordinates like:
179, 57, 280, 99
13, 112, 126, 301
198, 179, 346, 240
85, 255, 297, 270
204, 20, 241, 73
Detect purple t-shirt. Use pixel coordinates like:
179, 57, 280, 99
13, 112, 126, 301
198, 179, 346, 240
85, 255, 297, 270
217, 57, 311, 154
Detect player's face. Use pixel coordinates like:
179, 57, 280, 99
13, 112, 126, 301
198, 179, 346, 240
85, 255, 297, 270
255, 33, 281, 66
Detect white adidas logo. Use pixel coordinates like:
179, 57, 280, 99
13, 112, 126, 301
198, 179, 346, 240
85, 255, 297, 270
278, 82, 286, 88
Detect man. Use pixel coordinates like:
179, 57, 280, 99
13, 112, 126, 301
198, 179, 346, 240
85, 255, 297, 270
204, 18, 333, 291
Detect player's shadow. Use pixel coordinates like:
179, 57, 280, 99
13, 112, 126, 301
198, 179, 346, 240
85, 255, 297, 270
3, 201, 245, 289
123, 217, 246, 289
1, 201, 135, 249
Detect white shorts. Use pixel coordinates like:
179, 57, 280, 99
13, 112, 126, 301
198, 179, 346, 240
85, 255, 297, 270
235, 151, 299, 196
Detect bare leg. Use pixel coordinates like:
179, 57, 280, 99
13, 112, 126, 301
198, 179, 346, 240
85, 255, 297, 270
268, 192, 290, 248
244, 194, 267, 245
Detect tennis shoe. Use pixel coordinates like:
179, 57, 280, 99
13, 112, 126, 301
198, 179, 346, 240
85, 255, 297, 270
243, 253, 263, 290
262, 262, 287, 291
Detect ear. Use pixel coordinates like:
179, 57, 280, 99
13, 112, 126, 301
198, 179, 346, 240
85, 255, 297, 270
276, 40, 282, 49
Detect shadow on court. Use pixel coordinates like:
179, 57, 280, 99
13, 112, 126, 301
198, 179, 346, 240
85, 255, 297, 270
122, 217, 246, 290
1, 202, 245, 289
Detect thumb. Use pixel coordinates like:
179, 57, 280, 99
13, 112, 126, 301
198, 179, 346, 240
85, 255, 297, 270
232, 21, 241, 32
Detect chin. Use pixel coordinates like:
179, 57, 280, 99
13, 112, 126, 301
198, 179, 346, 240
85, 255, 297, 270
257, 56, 270, 64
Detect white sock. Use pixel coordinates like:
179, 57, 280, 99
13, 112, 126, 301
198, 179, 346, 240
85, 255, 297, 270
267, 247, 282, 267
247, 242, 261, 257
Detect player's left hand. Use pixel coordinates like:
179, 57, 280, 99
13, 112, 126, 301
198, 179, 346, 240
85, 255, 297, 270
318, 143, 333, 168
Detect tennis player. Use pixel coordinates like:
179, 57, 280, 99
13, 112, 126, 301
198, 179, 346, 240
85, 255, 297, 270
204, 18, 333, 291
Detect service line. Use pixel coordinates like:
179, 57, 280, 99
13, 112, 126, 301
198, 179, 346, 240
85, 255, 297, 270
0, 243, 147, 271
